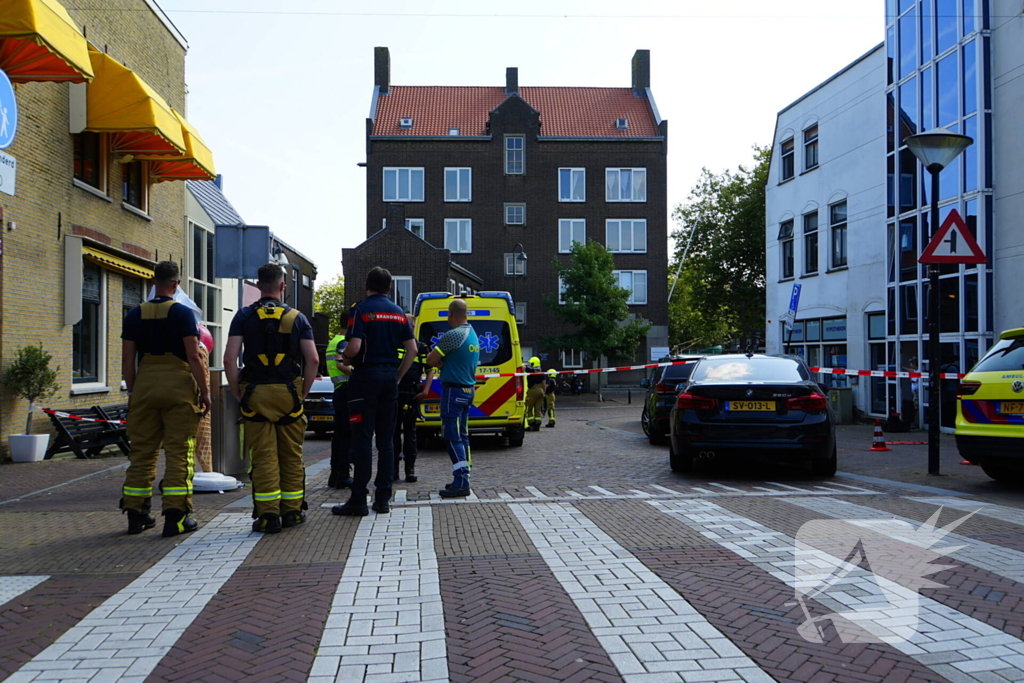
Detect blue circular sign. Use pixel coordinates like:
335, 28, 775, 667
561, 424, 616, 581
0, 68, 18, 150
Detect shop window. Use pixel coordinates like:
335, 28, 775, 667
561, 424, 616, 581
73, 262, 104, 384
73, 132, 106, 191
122, 160, 148, 212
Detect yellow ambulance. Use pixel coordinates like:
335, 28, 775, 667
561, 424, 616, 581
413, 292, 526, 447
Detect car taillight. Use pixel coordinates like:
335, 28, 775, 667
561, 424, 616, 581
516, 377, 524, 401
787, 393, 828, 411
655, 381, 671, 393
959, 381, 981, 396
677, 392, 716, 410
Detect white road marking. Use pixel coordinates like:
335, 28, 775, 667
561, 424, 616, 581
12, 513, 261, 683
589, 486, 617, 497
312, 507, 447, 683
913, 497, 1024, 528
524, 486, 548, 498
0, 575, 49, 607
509, 501, 775, 682
651, 498, 1024, 682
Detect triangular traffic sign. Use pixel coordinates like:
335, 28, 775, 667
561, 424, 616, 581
919, 209, 987, 264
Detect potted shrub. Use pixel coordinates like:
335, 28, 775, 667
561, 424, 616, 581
2, 344, 61, 462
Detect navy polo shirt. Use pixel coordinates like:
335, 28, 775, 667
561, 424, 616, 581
121, 297, 199, 363
346, 294, 413, 366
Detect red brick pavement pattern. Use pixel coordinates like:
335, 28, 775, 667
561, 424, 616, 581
241, 508, 358, 567
148, 563, 343, 683
0, 456, 127, 503
579, 499, 946, 683
718, 496, 1024, 643
440, 555, 623, 683
0, 573, 137, 679
434, 503, 536, 558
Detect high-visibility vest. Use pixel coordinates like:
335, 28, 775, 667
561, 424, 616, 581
325, 335, 348, 387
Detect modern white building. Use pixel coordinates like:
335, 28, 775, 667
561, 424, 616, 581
766, 45, 887, 415
767, 0, 1023, 425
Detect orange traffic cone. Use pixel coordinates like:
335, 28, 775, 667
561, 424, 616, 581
869, 419, 891, 451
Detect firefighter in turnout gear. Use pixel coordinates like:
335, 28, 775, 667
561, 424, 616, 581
545, 368, 558, 428
225, 264, 319, 534
326, 308, 354, 488
120, 261, 211, 537
524, 356, 545, 431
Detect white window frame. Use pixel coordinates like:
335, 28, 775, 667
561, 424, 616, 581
605, 168, 647, 202
505, 135, 524, 175
515, 302, 526, 325
613, 270, 648, 305
558, 168, 586, 202
449, 278, 457, 294
558, 276, 567, 305
830, 201, 848, 269
605, 219, 647, 253
779, 220, 795, 280
444, 219, 472, 253
383, 167, 424, 202
72, 261, 108, 389
188, 219, 223, 362
389, 276, 413, 313
444, 167, 472, 202
504, 203, 525, 226
558, 219, 586, 253
504, 253, 527, 276
406, 218, 424, 239
563, 349, 584, 369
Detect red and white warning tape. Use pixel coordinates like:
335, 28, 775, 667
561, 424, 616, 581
476, 360, 966, 381
40, 408, 126, 425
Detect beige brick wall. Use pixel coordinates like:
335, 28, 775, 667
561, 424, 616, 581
0, 1, 189, 456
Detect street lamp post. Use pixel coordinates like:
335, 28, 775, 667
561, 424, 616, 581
509, 243, 527, 321
905, 127, 973, 476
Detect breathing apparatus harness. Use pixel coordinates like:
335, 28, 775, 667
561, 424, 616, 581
239, 299, 304, 425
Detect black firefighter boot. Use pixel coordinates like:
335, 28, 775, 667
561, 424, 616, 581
405, 458, 418, 483
125, 500, 156, 535
162, 509, 199, 537
371, 489, 391, 514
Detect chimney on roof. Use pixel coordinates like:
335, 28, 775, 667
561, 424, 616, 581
385, 203, 405, 230
374, 46, 390, 94
505, 67, 518, 95
631, 49, 650, 94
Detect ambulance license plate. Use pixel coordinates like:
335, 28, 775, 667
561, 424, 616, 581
999, 401, 1024, 415
424, 404, 440, 414
725, 401, 775, 412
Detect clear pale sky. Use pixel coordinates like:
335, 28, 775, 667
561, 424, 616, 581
162, 0, 882, 281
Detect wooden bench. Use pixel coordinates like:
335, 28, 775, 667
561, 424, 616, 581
44, 407, 130, 460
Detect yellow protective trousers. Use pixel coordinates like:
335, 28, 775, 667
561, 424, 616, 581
122, 355, 201, 514
546, 392, 556, 424
525, 385, 545, 428
242, 380, 307, 517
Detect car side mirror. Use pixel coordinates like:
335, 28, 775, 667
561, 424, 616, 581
640, 379, 651, 388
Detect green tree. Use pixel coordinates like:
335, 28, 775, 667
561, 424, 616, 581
669, 146, 770, 350
314, 275, 346, 337
543, 241, 650, 397
2, 344, 61, 434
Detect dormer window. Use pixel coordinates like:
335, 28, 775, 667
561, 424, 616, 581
399, 117, 413, 129
449, 128, 460, 136
616, 118, 629, 130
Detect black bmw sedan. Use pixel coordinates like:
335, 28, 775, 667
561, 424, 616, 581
303, 377, 336, 436
668, 354, 837, 476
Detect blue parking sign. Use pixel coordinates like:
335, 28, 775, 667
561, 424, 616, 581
0, 68, 17, 149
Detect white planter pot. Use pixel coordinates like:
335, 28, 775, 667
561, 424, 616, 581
9, 434, 50, 462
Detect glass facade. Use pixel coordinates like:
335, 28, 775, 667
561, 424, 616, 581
882, 0, 992, 421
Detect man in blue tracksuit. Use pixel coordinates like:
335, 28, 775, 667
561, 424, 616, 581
424, 298, 480, 498
332, 267, 417, 516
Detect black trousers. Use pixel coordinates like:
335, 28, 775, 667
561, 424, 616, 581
331, 382, 351, 474
347, 367, 398, 500
393, 391, 419, 472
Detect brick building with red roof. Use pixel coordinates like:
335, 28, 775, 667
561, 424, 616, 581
346, 47, 669, 380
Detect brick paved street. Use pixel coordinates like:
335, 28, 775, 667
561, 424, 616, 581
2, 398, 1023, 682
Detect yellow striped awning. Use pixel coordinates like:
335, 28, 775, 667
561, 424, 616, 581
139, 109, 216, 182
83, 246, 154, 280
0, 0, 93, 83
84, 49, 185, 156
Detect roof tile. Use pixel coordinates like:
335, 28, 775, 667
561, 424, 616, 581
372, 86, 659, 138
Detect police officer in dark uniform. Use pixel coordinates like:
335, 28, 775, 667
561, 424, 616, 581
332, 267, 418, 516
393, 314, 433, 483
225, 264, 319, 533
